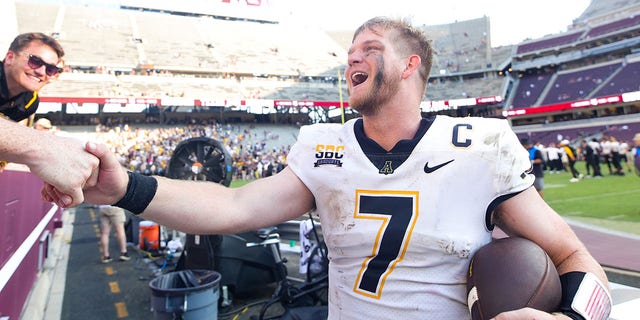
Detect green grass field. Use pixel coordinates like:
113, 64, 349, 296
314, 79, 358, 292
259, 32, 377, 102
541, 162, 640, 235
230, 161, 640, 235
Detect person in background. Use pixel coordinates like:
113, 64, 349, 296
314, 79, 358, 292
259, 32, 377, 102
608, 136, 624, 176
0, 32, 99, 204
45, 17, 611, 320
581, 139, 601, 178
98, 205, 130, 263
523, 139, 545, 197
618, 138, 633, 174
34, 117, 52, 131
588, 138, 603, 178
98, 205, 131, 263
560, 140, 582, 182
600, 136, 613, 175
546, 142, 562, 174
1, 33, 62, 124
633, 133, 640, 176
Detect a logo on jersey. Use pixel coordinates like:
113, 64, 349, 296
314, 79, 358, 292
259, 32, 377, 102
424, 159, 455, 173
314, 144, 344, 167
379, 161, 394, 175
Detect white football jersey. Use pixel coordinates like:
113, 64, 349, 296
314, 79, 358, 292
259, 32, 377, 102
287, 115, 534, 319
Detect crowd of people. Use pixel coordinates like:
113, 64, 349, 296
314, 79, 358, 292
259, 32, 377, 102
528, 135, 639, 182
87, 122, 292, 182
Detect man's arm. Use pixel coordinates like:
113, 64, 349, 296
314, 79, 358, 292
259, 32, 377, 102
493, 187, 609, 320
494, 187, 607, 283
76, 142, 316, 235
1, 116, 99, 206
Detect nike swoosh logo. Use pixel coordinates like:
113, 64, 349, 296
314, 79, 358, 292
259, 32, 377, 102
424, 159, 455, 173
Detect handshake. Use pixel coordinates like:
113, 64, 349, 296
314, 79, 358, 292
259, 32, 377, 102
38, 140, 130, 208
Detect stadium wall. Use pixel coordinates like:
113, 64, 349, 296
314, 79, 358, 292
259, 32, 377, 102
0, 165, 62, 319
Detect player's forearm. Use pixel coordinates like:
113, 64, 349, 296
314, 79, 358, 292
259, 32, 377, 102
554, 244, 609, 291
140, 176, 252, 234
139, 170, 312, 235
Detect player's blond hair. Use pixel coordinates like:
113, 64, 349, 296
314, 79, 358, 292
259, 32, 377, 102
352, 16, 433, 92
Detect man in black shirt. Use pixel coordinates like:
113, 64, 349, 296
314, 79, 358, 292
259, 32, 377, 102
1, 32, 100, 206
522, 139, 545, 197
1, 32, 64, 123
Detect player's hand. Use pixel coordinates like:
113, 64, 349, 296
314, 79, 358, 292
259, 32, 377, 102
492, 308, 570, 320
41, 142, 128, 207
81, 141, 129, 205
31, 136, 99, 207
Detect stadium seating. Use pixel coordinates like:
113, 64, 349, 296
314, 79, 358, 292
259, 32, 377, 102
516, 31, 585, 55
603, 120, 640, 143
426, 17, 493, 74
15, 2, 59, 35
584, 14, 640, 38
425, 76, 504, 101
593, 60, 640, 96
540, 61, 622, 105
514, 113, 640, 146
509, 70, 554, 109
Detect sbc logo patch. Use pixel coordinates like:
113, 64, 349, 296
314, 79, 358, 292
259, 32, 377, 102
314, 144, 344, 167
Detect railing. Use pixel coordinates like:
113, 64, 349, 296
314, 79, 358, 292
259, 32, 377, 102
0, 165, 62, 319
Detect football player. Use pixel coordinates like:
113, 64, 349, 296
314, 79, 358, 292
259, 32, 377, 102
46, 17, 610, 320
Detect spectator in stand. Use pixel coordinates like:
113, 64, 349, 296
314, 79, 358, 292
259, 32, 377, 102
0, 32, 99, 205
560, 140, 582, 182
1, 33, 63, 125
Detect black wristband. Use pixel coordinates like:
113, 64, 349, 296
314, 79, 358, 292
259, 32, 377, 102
114, 171, 158, 215
558, 272, 587, 320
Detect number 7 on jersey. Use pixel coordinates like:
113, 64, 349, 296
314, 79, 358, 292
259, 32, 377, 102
353, 190, 419, 299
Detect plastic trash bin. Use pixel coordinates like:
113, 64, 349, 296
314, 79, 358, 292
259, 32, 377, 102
149, 269, 221, 320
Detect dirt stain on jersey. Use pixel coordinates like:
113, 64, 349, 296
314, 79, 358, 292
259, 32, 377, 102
483, 132, 500, 148
436, 238, 471, 259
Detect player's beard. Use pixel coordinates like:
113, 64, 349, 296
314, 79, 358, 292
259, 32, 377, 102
349, 58, 401, 117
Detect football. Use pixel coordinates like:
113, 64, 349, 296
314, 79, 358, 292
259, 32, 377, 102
466, 237, 562, 320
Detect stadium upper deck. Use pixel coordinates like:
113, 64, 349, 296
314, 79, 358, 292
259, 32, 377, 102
7, 0, 640, 125
12, 1, 509, 102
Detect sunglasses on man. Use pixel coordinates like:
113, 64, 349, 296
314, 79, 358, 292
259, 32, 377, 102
20, 52, 63, 77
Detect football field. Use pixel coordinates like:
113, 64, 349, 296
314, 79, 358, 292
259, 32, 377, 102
542, 162, 640, 235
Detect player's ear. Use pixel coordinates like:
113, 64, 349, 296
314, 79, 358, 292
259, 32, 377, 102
402, 55, 421, 79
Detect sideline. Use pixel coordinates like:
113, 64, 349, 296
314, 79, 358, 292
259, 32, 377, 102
565, 217, 640, 239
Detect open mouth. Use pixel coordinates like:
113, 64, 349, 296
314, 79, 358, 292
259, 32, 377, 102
351, 72, 369, 87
